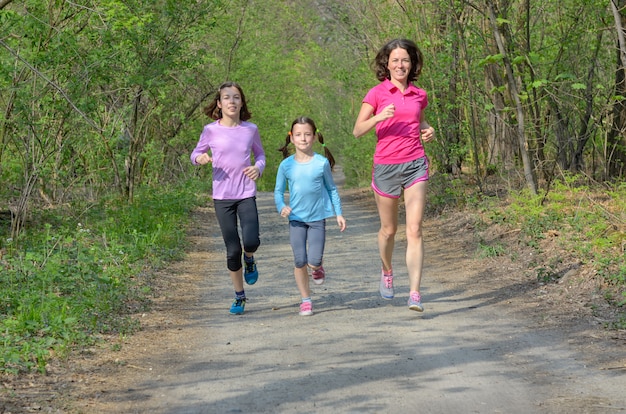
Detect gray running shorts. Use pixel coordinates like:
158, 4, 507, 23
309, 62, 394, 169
372, 156, 429, 198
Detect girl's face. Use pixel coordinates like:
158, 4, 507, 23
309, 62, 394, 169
387, 47, 411, 85
290, 123, 315, 153
217, 86, 242, 120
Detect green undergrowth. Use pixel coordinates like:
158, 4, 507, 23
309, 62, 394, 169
507, 179, 625, 291
429, 173, 626, 329
0, 181, 206, 374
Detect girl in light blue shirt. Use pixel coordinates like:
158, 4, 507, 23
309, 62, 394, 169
274, 116, 346, 316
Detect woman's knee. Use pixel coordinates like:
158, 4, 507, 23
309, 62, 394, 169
406, 223, 423, 240
379, 225, 398, 239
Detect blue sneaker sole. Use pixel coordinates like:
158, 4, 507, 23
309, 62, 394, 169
229, 304, 245, 314
230, 299, 246, 314
244, 272, 258, 285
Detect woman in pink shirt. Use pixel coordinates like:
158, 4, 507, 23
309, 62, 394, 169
191, 81, 266, 315
353, 39, 435, 312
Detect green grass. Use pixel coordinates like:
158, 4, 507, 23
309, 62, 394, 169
429, 172, 625, 329
0, 181, 203, 374
476, 241, 507, 258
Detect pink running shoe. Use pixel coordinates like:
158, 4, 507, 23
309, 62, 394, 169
312, 266, 325, 285
299, 301, 313, 316
408, 291, 424, 312
380, 269, 394, 299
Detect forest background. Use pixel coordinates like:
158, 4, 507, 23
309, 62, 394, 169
0, 0, 625, 378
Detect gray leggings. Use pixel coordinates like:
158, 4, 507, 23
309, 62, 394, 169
214, 197, 260, 271
289, 219, 325, 268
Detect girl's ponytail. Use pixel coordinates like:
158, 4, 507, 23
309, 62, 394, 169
316, 130, 335, 170
277, 132, 292, 159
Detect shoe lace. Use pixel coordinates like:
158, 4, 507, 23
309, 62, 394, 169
383, 275, 393, 289
410, 292, 421, 302
245, 260, 255, 273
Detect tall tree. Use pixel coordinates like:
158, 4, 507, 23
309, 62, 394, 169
609, 0, 626, 177
485, 0, 537, 194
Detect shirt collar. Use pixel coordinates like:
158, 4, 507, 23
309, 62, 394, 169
383, 78, 418, 94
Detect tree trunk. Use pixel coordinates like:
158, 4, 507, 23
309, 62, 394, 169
486, 0, 537, 194
484, 61, 517, 172
570, 32, 603, 173
445, 12, 463, 175
522, 0, 547, 181
608, 0, 626, 178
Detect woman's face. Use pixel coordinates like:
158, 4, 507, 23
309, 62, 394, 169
387, 47, 411, 85
217, 86, 242, 119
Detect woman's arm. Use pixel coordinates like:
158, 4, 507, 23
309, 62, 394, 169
352, 102, 396, 138
420, 112, 435, 143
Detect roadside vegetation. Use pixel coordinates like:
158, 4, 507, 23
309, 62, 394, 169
0, 182, 205, 373
429, 172, 626, 330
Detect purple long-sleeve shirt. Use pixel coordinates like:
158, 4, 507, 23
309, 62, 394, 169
190, 120, 266, 200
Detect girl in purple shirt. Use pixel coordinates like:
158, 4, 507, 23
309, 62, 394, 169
353, 39, 435, 313
191, 81, 266, 315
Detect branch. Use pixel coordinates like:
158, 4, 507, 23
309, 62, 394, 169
0, 39, 102, 133
610, 0, 626, 70
226, 2, 248, 79
0, 0, 15, 10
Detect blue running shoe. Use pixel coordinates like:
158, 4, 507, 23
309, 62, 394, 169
243, 256, 258, 285
230, 297, 246, 314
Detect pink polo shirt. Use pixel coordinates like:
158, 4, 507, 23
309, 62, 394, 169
362, 79, 428, 164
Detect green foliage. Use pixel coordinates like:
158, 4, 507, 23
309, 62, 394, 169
481, 175, 625, 302
536, 266, 560, 284
476, 241, 507, 258
427, 173, 475, 212
0, 183, 200, 374
341, 136, 374, 188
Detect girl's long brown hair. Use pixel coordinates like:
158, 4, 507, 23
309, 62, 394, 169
203, 81, 252, 121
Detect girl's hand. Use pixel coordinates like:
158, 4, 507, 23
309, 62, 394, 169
243, 165, 261, 181
336, 215, 346, 232
280, 206, 291, 218
195, 153, 212, 165
421, 126, 435, 143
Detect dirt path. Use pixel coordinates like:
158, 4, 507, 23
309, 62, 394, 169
49, 186, 626, 413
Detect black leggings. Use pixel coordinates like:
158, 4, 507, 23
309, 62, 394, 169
214, 197, 260, 271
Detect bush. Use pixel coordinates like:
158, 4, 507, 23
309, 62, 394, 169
0, 181, 202, 374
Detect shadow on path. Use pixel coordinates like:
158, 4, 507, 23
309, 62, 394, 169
86, 189, 626, 414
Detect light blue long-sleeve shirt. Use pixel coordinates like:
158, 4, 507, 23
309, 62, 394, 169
274, 153, 343, 222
